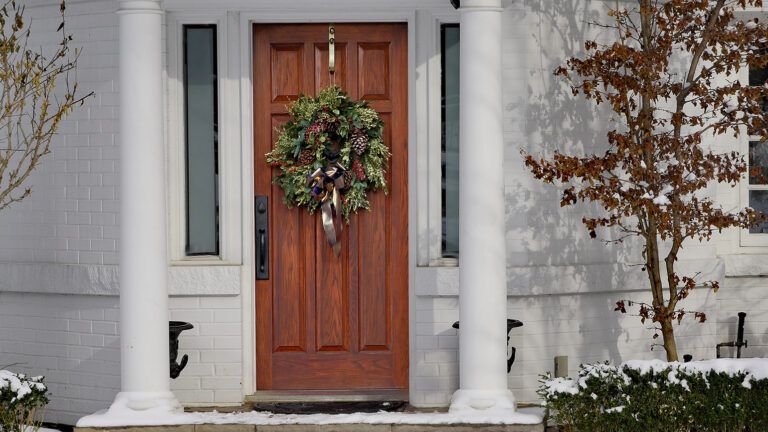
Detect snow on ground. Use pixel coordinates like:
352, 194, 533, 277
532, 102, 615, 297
77, 390, 543, 427
77, 408, 544, 428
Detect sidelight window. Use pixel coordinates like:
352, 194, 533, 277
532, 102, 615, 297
441, 24, 460, 258
183, 25, 219, 256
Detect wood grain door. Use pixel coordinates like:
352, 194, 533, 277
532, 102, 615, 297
253, 23, 408, 390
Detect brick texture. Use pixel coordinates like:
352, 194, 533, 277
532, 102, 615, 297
0, 0, 121, 266
0, 292, 243, 425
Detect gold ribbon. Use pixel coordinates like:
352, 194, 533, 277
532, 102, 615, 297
307, 163, 346, 256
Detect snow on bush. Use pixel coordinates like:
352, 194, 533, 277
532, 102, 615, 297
538, 359, 768, 431
0, 370, 49, 432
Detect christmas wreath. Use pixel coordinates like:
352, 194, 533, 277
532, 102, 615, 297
266, 86, 390, 254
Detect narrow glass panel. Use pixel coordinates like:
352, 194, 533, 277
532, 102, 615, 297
749, 141, 768, 185
749, 65, 768, 124
441, 24, 460, 258
749, 65, 768, 87
184, 25, 219, 255
749, 190, 768, 233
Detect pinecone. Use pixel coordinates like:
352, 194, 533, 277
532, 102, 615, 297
305, 122, 323, 143
316, 119, 331, 133
298, 148, 315, 166
350, 129, 368, 155
342, 170, 354, 189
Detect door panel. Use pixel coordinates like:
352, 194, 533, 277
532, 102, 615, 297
253, 23, 408, 390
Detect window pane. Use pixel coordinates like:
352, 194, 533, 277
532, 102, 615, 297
749, 64, 768, 129
441, 24, 460, 258
749, 65, 768, 87
749, 190, 768, 233
749, 141, 768, 184
184, 25, 219, 255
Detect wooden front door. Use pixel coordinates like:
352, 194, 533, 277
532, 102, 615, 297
253, 23, 408, 390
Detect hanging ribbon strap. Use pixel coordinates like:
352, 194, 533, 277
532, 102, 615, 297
307, 163, 347, 256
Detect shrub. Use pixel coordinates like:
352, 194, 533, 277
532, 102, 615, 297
538, 359, 768, 432
0, 370, 49, 432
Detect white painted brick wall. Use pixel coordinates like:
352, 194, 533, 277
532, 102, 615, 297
0, 292, 120, 425
410, 287, 718, 407
717, 277, 768, 358
0, 0, 120, 266
0, 292, 243, 425
169, 295, 243, 407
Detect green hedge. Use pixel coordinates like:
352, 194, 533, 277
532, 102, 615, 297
0, 370, 48, 432
538, 360, 768, 432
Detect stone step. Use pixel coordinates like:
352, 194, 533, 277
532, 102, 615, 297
75, 424, 544, 432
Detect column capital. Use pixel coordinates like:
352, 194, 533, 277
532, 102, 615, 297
459, 0, 502, 11
117, 0, 162, 14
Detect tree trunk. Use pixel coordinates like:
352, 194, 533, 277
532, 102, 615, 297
644, 220, 679, 362
661, 320, 679, 362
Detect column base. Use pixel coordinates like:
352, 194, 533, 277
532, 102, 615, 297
76, 391, 185, 427
448, 389, 516, 416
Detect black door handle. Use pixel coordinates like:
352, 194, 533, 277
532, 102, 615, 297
258, 228, 266, 273
255, 196, 269, 280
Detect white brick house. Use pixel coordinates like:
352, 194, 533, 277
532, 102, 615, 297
0, 0, 766, 426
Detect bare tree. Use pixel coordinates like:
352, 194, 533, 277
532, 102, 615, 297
0, 0, 91, 210
523, 0, 768, 361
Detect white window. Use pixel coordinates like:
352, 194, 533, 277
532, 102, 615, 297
167, 14, 241, 264
740, 62, 768, 246
183, 24, 219, 256
441, 23, 460, 259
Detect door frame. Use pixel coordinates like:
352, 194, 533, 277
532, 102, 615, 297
243, 12, 420, 399
164, 2, 461, 403
251, 22, 409, 391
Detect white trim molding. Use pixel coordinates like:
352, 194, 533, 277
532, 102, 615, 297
166, 12, 243, 265
0, 263, 240, 296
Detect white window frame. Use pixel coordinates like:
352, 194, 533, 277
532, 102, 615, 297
738, 59, 768, 247
167, 13, 242, 265
420, 11, 460, 267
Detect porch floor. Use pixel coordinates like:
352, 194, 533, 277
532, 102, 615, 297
74, 407, 545, 432
75, 424, 544, 432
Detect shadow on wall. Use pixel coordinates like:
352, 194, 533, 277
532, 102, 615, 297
509, 0, 632, 269
503, 0, 670, 385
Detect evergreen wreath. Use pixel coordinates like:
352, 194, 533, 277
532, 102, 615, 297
266, 86, 390, 220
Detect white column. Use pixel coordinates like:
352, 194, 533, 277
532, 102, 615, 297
92, 0, 180, 418
449, 0, 515, 415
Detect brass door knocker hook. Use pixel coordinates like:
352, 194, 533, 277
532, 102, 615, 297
328, 24, 335, 75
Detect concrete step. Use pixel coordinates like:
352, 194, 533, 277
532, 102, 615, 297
76, 424, 544, 432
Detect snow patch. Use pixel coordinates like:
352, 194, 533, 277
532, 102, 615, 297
0, 370, 46, 403
605, 405, 625, 413
540, 377, 579, 396
622, 358, 768, 389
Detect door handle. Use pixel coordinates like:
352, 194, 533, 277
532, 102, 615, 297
255, 195, 269, 280
258, 229, 266, 273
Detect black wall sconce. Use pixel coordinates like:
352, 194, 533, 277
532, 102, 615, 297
451, 0, 460, 9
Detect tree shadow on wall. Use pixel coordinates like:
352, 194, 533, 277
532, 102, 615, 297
504, 0, 662, 389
